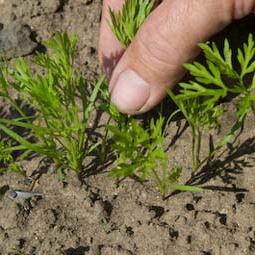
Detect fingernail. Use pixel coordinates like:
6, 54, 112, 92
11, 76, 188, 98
110, 70, 150, 114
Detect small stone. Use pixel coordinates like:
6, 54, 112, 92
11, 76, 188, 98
141, 191, 147, 200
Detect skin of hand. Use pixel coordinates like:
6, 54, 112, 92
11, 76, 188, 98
98, 0, 255, 115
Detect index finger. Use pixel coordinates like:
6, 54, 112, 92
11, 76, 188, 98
98, 0, 125, 78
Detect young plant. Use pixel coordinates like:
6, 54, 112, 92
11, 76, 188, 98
169, 35, 255, 170
109, 0, 155, 47
105, 101, 201, 194
0, 32, 103, 172
168, 92, 223, 170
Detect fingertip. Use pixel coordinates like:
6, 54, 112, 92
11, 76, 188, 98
110, 69, 151, 114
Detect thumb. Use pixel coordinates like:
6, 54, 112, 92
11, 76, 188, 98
110, 0, 255, 115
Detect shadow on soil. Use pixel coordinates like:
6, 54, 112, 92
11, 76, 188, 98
166, 136, 255, 199
189, 136, 255, 187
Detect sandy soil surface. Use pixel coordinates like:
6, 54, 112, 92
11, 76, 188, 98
1, 1, 255, 255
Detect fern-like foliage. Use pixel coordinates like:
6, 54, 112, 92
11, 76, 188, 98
169, 34, 255, 170
109, 0, 154, 47
0, 32, 103, 172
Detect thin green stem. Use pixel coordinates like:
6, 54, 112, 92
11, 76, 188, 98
99, 119, 111, 164
151, 167, 164, 194
192, 127, 202, 171
192, 127, 196, 170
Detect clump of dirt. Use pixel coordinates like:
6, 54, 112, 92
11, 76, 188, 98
0, 22, 37, 59
1, 1, 255, 255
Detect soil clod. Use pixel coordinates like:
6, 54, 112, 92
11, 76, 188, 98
0, 22, 37, 59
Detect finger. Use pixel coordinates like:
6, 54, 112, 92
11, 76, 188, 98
110, 0, 255, 115
98, 0, 125, 78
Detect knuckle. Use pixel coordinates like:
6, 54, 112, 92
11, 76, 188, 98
229, 0, 255, 19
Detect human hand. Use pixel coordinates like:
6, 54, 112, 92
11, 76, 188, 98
99, 0, 255, 115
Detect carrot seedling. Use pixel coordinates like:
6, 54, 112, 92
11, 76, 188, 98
104, 100, 201, 194
169, 35, 255, 170
0, 32, 103, 172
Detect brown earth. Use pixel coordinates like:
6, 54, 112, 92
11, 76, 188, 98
1, 1, 255, 255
